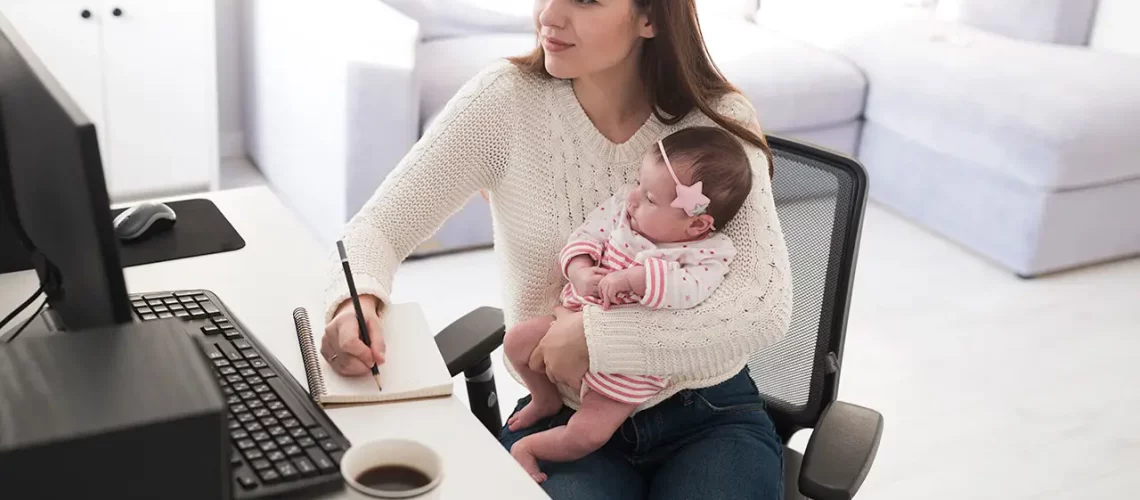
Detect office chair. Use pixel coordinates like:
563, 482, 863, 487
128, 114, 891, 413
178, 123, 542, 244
433, 135, 884, 500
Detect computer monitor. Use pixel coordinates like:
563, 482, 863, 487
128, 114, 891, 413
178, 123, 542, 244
0, 13, 131, 332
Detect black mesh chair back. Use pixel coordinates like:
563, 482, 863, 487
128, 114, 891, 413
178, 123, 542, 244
746, 136, 868, 439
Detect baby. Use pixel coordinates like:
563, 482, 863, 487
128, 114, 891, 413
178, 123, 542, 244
503, 126, 755, 482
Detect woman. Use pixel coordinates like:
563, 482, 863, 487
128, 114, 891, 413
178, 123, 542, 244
320, 1, 793, 498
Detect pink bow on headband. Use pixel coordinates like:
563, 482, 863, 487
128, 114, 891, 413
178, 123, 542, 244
659, 140, 710, 217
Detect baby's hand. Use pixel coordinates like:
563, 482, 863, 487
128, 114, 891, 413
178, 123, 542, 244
598, 271, 634, 310
569, 266, 610, 299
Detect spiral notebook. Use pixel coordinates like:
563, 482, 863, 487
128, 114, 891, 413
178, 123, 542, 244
292, 303, 453, 405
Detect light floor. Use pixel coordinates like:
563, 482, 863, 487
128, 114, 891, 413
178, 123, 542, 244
389, 204, 1140, 500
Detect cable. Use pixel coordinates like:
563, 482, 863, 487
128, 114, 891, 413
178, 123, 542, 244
0, 286, 43, 331
5, 296, 47, 344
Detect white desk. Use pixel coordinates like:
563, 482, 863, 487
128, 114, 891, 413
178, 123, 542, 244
0, 186, 547, 500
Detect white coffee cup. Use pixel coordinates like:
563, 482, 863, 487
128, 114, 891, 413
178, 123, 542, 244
340, 439, 444, 499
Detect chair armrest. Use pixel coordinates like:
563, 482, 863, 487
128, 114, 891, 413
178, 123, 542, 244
799, 401, 884, 500
433, 307, 505, 377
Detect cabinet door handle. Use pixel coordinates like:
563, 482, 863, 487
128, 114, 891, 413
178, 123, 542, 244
112, 7, 123, 17
81, 9, 92, 19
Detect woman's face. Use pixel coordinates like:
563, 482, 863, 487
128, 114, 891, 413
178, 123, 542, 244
533, 0, 655, 79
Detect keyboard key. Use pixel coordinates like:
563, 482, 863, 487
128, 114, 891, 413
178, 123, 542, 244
276, 462, 299, 479
241, 369, 258, 378
188, 309, 207, 319
163, 297, 180, 305
236, 439, 256, 450
258, 368, 276, 378
251, 458, 272, 470
147, 299, 164, 307
275, 435, 293, 446
252, 431, 270, 442
178, 296, 196, 303
220, 367, 237, 376
203, 304, 221, 316
224, 330, 242, 340
227, 375, 243, 384
245, 422, 263, 433
306, 448, 336, 472
231, 429, 249, 440
174, 291, 199, 297
202, 325, 220, 335
259, 468, 281, 484
131, 300, 146, 308
244, 350, 261, 360
253, 384, 270, 394
236, 413, 255, 423
233, 360, 250, 369
261, 417, 278, 427
267, 378, 314, 427
233, 340, 252, 350
268, 401, 285, 411
309, 428, 329, 440
236, 472, 257, 490
268, 426, 286, 437
258, 441, 278, 452
226, 395, 241, 405
283, 445, 303, 457
207, 351, 224, 360
193, 294, 209, 302
145, 292, 174, 301
239, 391, 257, 400
289, 428, 307, 439
230, 403, 248, 414
246, 400, 265, 410
222, 387, 235, 396
170, 303, 185, 311
253, 408, 271, 419
243, 448, 264, 461
174, 311, 190, 319
294, 457, 317, 476
233, 382, 250, 392
153, 305, 169, 313
228, 420, 242, 431
158, 312, 174, 319
213, 359, 230, 367
275, 410, 291, 420
251, 359, 268, 369
259, 392, 277, 402
320, 440, 340, 452
214, 316, 232, 326
296, 437, 316, 447
268, 450, 286, 462
247, 376, 264, 385
282, 418, 299, 429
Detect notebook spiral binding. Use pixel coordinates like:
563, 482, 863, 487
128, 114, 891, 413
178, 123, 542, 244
292, 307, 325, 403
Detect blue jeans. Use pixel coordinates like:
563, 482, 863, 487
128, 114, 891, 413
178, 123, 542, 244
499, 367, 783, 499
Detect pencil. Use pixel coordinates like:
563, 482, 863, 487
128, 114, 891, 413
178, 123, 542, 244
336, 240, 382, 391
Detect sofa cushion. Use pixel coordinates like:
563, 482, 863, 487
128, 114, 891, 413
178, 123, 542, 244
936, 0, 1098, 46
842, 19, 1140, 191
418, 19, 866, 134
701, 18, 866, 132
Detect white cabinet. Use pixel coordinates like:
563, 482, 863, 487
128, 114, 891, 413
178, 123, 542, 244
0, 0, 218, 201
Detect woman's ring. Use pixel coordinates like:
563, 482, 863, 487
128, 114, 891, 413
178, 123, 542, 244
329, 353, 339, 363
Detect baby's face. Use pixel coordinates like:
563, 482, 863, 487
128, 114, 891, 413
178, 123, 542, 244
626, 153, 704, 243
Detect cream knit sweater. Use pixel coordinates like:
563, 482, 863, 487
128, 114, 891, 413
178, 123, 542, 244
325, 60, 793, 411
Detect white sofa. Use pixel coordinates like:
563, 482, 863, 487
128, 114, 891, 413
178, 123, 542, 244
245, 0, 1140, 276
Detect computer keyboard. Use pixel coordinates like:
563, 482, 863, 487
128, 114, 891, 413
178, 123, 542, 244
130, 289, 351, 499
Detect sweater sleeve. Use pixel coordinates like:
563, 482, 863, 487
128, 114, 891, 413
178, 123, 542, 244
323, 62, 516, 323
639, 238, 736, 311
582, 94, 794, 379
559, 191, 625, 278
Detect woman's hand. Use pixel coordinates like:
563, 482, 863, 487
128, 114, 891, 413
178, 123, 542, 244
321, 295, 387, 376
528, 306, 589, 390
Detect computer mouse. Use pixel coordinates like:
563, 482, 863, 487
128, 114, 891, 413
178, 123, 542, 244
113, 202, 177, 242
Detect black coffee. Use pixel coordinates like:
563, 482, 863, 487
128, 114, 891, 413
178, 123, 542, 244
356, 465, 432, 492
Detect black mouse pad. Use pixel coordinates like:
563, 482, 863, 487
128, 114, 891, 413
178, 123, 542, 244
0, 198, 245, 274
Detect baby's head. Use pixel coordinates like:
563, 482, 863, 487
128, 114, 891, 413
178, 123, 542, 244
627, 127, 753, 243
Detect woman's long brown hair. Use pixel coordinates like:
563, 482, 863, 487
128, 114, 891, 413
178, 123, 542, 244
510, 0, 774, 176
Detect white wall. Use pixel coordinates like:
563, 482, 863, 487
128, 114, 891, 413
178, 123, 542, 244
1090, 0, 1140, 55
217, 0, 245, 158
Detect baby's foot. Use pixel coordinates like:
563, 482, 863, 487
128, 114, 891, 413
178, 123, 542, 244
507, 396, 562, 431
510, 440, 546, 483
